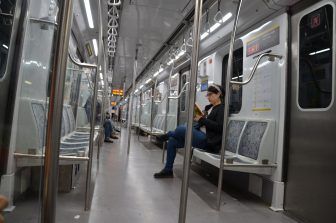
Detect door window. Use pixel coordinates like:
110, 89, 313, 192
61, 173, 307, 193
0, 1, 16, 79
222, 47, 243, 114
298, 5, 333, 109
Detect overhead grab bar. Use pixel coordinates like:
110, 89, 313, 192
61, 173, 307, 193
168, 82, 190, 99
108, 0, 121, 6
109, 6, 119, 19
68, 53, 97, 68
68, 53, 96, 90
214, 0, 224, 23
230, 53, 282, 85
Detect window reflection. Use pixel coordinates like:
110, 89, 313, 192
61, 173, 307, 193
0, 0, 16, 78
299, 5, 333, 109
180, 74, 187, 112
222, 47, 243, 114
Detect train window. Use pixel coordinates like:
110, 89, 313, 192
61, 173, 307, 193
180, 73, 187, 112
298, 5, 333, 109
0, 1, 16, 79
222, 47, 243, 114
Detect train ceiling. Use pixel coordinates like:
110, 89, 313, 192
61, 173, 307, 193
72, 0, 303, 98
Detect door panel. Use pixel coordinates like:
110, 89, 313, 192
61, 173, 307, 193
286, 2, 336, 223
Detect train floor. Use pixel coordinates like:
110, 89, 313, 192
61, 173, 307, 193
6, 129, 298, 223
87, 129, 297, 223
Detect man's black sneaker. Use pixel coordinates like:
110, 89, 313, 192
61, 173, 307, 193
153, 169, 173, 178
156, 134, 169, 142
104, 138, 114, 143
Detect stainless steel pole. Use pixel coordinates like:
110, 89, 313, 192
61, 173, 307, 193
178, 0, 203, 222
162, 62, 174, 163
85, 0, 103, 211
216, 0, 243, 210
121, 81, 126, 131
149, 86, 154, 134
126, 47, 139, 155
138, 92, 142, 141
41, 0, 74, 222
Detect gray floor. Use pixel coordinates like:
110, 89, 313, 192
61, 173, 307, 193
88, 131, 297, 223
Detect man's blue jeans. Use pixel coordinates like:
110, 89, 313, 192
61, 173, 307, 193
104, 120, 112, 140
164, 125, 206, 171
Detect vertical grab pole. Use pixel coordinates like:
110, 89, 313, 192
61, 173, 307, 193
85, 0, 103, 211
178, 0, 203, 222
134, 94, 138, 134
41, 0, 74, 222
138, 92, 142, 141
216, 0, 243, 210
121, 81, 126, 130
150, 85, 154, 134
162, 62, 174, 163
127, 47, 139, 155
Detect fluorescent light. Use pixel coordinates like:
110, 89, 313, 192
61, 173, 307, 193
153, 68, 164, 77
99, 65, 102, 71
176, 51, 185, 58
200, 12, 232, 40
171, 73, 179, 78
200, 32, 209, 40
167, 51, 186, 65
84, 0, 94, 28
134, 89, 139, 93
92, 39, 98, 56
209, 23, 221, 32
220, 12, 233, 24
231, 75, 243, 80
145, 78, 152, 84
24, 80, 32, 85
309, 48, 330, 56
139, 84, 144, 89
2, 44, 8, 49
99, 72, 103, 79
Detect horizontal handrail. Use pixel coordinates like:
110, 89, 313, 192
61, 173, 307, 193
168, 82, 190, 99
230, 53, 282, 85
69, 53, 97, 69
30, 18, 58, 26
14, 153, 90, 161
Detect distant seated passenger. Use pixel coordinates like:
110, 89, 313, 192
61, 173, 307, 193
103, 113, 114, 143
154, 84, 225, 178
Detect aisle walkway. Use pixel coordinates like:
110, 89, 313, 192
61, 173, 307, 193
88, 130, 296, 223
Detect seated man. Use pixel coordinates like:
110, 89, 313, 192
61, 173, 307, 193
103, 113, 114, 143
154, 84, 225, 178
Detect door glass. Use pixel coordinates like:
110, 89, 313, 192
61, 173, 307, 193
0, 0, 16, 79
222, 47, 244, 114
180, 74, 187, 112
298, 5, 333, 109
5, 0, 59, 222
56, 60, 97, 222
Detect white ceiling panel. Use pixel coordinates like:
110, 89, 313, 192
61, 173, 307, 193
111, 0, 193, 90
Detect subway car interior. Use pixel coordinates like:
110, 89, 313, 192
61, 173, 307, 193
0, 0, 335, 222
